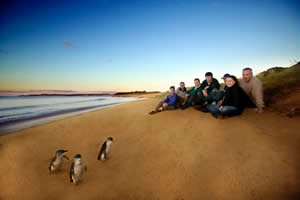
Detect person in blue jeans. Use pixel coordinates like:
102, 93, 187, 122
149, 86, 178, 114
207, 75, 248, 118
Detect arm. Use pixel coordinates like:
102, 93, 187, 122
215, 79, 220, 90
199, 80, 206, 91
202, 89, 208, 97
187, 87, 194, 96
208, 79, 220, 92
163, 95, 169, 103
252, 79, 264, 109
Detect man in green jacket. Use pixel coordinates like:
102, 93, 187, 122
200, 72, 220, 103
182, 78, 203, 109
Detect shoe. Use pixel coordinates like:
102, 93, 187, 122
181, 105, 188, 110
212, 113, 219, 119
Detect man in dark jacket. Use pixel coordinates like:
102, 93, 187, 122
181, 78, 203, 109
200, 72, 220, 103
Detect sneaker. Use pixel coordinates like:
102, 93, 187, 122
181, 105, 188, 110
212, 113, 219, 119
149, 111, 157, 115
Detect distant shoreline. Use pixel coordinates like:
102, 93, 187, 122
17, 91, 161, 97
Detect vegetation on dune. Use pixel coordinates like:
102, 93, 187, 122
257, 62, 300, 117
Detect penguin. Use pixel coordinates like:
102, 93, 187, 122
70, 154, 87, 184
49, 149, 69, 173
97, 137, 114, 161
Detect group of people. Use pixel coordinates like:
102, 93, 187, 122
149, 68, 264, 118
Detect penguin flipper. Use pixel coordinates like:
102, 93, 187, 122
98, 142, 106, 160
97, 152, 101, 160
49, 157, 56, 172
48, 163, 53, 173
63, 155, 69, 160
70, 162, 74, 182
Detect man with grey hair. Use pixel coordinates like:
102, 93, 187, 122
175, 81, 187, 107
239, 67, 264, 114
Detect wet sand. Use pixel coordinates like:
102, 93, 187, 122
0, 97, 300, 200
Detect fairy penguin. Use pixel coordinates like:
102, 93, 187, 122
49, 149, 69, 173
70, 154, 87, 184
97, 137, 114, 161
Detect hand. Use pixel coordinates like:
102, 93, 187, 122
219, 106, 223, 111
204, 86, 209, 90
162, 103, 168, 108
256, 108, 264, 114
217, 100, 223, 106
202, 90, 208, 97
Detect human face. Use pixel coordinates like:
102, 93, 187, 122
242, 69, 252, 82
206, 76, 212, 83
180, 82, 185, 89
225, 77, 236, 87
194, 80, 200, 88
170, 88, 175, 94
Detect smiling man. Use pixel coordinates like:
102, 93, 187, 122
239, 68, 264, 114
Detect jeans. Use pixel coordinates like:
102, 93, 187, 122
155, 101, 176, 111
206, 104, 241, 118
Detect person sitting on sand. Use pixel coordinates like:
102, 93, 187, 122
149, 86, 178, 114
209, 73, 230, 104
182, 78, 203, 109
175, 82, 187, 107
239, 67, 264, 114
206, 75, 248, 118
200, 72, 220, 102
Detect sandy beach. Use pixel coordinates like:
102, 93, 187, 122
1, 97, 300, 200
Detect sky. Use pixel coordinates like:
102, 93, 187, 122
0, 0, 299, 92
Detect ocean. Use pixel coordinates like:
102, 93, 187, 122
0, 96, 141, 135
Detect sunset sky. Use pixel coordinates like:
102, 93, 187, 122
0, 0, 299, 92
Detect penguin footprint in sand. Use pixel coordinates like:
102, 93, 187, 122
49, 149, 69, 173
97, 137, 114, 161
70, 154, 87, 184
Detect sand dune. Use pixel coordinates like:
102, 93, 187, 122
0, 98, 300, 200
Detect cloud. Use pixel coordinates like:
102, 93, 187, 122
62, 40, 79, 49
106, 58, 112, 63
0, 49, 8, 54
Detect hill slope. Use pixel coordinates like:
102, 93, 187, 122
257, 62, 300, 117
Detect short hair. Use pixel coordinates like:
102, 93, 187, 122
170, 86, 175, 90
194, 78, 200, 82
205, 72, 213, 77
180, 81, 185, 85
243, 67, 253, 72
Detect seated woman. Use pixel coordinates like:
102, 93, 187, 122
206, 75, 247, 118
149, 86, 178, 114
